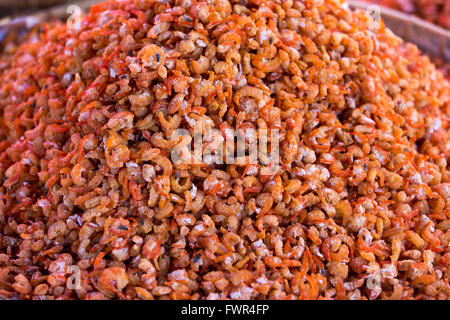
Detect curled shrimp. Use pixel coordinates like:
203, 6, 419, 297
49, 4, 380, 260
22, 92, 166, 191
156, 111, 182, 131
305, 126, 331, 152
98, 267, 129, 294
234, 86, 270, 110
218, 32, 242, 52
256, 193, 273, 216
252, 55, 281, 73
255, 214, 279, 231
138, 44, 166, 69
214, 197, 242, 216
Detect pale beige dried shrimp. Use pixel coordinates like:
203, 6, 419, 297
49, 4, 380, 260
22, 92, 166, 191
0, 0, 448, 300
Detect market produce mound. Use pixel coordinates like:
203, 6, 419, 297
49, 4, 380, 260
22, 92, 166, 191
0, 0, 448, 300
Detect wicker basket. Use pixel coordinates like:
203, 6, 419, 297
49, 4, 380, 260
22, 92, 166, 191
0, 0, 448, 61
